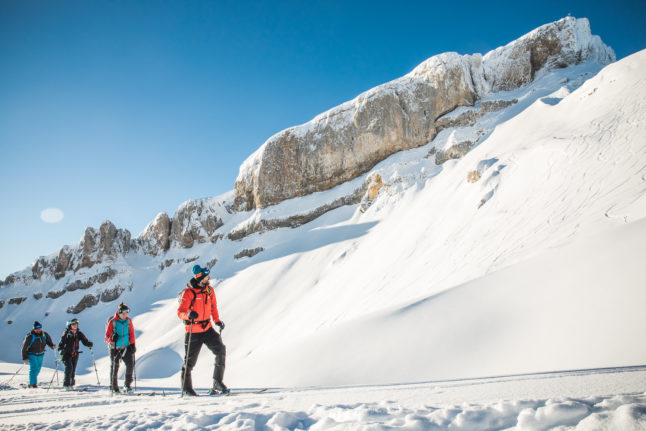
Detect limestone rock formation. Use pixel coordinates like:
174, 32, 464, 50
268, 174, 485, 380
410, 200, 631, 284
233, 17, 614, 211
169, 198, 226, 248
77, 221, 131, 270
2, 221, 132, 286
132, 212, 172, 256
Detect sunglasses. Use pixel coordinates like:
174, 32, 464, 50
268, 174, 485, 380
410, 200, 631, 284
119, 310, 130, 314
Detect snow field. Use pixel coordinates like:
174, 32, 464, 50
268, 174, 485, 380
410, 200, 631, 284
1, 364, 645, 430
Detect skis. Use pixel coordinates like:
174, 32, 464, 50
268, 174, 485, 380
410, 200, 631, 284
19, 383, 39, 389
211, 388, 269, 396
111, 390, 160, 396
73, 387, 91, 392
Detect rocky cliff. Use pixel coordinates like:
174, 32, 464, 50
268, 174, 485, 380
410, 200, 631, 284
233, 17, 614, 211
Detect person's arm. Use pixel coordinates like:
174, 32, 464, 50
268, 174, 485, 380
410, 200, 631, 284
21, 335, 30, 361
210, 290, 221, 324
177, 289, 193, 321
79, 331, 93, 348
46, 332, 55, 349
57, 331, 66, 352
105, 319, 115, 344
128, 319, 136, 344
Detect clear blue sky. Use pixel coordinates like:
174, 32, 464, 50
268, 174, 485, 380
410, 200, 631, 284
1, 0, 645, 279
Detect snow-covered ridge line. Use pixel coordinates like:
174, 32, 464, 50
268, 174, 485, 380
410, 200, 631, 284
233, 17, 615, 211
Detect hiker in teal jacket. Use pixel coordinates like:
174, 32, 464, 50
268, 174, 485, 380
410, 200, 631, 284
105, 302, 136, 393
21, 321, 55, 388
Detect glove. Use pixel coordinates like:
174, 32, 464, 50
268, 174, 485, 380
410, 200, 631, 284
87, 341, 93, 348
215, 321, 225, 331
128, 344, 136, 354
188, 310, 199, 320
111, 333, 119, 342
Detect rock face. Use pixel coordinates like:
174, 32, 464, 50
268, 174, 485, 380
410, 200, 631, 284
233, 17, 615, 211
132, 212, 172, 256
78, 221, 131, 270
2, 221, 132, 285
169, 198, 225, 248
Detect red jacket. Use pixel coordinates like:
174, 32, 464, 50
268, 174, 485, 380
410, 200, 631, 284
105, 312, 136, 347
177, 282, 220, 333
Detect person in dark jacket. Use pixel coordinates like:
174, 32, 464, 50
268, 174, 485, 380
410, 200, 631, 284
177, 265, 227, 396
105, 302, 136, 394
21, 321, 55, 388
58, 318, 93, 390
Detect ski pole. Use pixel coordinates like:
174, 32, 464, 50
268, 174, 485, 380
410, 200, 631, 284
1, 364, 25, 387
47, 359, 60, 392
133, 351, 137, 391
181, 320, 194, 398
89, 347, 100, 385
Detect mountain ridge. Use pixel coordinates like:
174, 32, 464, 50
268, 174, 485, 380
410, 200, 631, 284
1, 16, 614, 289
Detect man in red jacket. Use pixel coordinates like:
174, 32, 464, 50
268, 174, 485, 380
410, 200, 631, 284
177, 265, 227, 396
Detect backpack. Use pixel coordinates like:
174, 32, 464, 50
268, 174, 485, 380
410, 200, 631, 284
178, 285, 213, 307
178, 285, 213, 327
178, 287, 197, 308
27, 333, 44, 349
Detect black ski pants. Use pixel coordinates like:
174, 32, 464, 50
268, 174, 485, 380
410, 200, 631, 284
109, 347, 135, 390
181, 326, 226, 390
62, 354, 79, 387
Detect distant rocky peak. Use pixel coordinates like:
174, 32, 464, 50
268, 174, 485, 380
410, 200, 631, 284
2, 220, 132, 287
133, 212, 171, 256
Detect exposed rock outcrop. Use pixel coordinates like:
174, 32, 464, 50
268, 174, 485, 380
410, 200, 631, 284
4, 221, 132, 286
100, 285, 125, 303
234, 247, 265, 260
360, 174, 385, 212
169, 199, 225, 248
9, 297, 27, 305
435, 99, 518, 131
132, 212, 171, 256
64, 268, 117, 292
435, 141, 475, 165
229, 184, 367, 241
233, 17, 614, 211
77, 221, 131, 270
46, 290, 66, 299
67, 294, 99, 314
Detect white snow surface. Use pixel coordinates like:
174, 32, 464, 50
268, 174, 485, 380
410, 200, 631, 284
1, 48, 645, 430
1, 363, 646, 430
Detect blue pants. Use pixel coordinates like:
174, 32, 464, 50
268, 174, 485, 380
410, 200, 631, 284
28, 354, 44, 386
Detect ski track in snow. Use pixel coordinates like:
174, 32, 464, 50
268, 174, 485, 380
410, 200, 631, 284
1, 365, 646, 430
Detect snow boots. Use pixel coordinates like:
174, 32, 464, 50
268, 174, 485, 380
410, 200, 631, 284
208, 381, 229, 395
181, 370, 198, 396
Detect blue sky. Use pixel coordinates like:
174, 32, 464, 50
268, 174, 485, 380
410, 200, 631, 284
1, 0, 645, 279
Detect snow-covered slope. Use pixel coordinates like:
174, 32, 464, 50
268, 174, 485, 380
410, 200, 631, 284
1, 40, 645, 402
219, 49, 646, 387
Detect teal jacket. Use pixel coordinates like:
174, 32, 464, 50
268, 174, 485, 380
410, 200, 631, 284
105, 312, 135, 349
